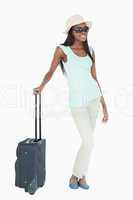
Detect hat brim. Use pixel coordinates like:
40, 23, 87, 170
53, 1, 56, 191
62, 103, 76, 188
63, 20, 92, 34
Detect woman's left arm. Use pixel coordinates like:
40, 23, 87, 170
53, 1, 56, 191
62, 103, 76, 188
90, 50, 109, 122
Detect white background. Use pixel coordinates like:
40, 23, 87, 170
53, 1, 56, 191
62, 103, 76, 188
0, 0, 133, 199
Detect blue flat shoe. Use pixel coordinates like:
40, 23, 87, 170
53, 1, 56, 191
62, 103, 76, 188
69, 182, 79, 189
78, 182, 90, 190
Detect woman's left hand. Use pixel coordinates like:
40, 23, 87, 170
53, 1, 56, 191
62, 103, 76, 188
102, 105, 109, 123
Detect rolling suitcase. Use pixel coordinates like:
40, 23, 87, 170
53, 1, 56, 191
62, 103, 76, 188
15, 92, 46, 195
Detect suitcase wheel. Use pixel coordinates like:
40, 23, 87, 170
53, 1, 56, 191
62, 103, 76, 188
27, 176, 38, 195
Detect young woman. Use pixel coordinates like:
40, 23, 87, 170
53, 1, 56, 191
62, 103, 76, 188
33, 14, 109, 190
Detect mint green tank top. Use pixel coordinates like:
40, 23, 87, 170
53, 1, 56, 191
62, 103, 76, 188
57, 44, 102, 108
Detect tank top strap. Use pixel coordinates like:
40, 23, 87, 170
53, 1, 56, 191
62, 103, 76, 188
57, 44, 70, 55
89, 45, 94, 56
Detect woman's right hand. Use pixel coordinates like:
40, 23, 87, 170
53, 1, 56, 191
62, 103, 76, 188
33, 84, 44, 95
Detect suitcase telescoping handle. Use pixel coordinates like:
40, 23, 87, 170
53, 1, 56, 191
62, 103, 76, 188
34, 92, 42, 141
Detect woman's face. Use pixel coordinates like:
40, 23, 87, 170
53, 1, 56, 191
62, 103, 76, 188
71, 22, 89, 42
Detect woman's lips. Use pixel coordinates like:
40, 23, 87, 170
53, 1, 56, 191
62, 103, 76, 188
81, 35, 86, 39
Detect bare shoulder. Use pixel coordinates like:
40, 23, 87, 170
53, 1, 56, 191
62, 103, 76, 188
54, 45, 68, 63
55, 46, 65, 58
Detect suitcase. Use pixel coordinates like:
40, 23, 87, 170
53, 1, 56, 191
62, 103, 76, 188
15, 92, 46, 195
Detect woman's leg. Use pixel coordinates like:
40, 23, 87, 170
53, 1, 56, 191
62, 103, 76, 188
70, 97, 100, 179
70, 106, 94, 179
86, 97, 101, 133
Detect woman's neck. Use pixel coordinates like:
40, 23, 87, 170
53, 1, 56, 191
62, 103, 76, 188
71, 41, 84, 49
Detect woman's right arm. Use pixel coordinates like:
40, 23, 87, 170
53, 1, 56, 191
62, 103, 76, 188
33, 46, 63, 94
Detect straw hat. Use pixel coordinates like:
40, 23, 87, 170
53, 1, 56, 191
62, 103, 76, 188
63, 14, 92, 34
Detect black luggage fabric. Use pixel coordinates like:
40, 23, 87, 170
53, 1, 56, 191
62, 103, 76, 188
15, 92, 46, 195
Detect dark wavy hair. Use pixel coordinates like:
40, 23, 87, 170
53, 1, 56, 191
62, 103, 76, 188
59, 26, 95, 76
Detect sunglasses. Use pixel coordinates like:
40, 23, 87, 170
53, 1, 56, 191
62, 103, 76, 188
71, 25, 89, 33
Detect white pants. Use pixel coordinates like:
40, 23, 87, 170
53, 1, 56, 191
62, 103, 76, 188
70, 97, 101, 179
